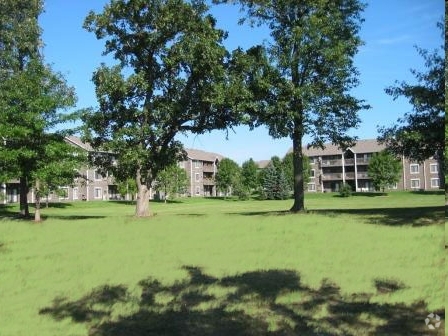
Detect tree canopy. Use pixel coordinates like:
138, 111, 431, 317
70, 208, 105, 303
214, 0, 368, 212
215, 158, 241, 197
367, 151, 402, 193
0, 0, 79, 219
82, 0, 243, 217
379, 22, 444, 165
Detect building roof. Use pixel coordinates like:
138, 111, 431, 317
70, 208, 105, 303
289, 139, 386, 157
65, 135, 94, 151
255, 160, 271, 169
185, 148, 224, 162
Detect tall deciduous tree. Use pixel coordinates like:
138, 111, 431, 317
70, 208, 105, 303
379, 22, 444, 184
215, 158, 241, 197
0, 1, 79, 219
367, 151, 402, 193
82, 0, 240, 217
241, 158, 259, 191
215, 0, 368, 212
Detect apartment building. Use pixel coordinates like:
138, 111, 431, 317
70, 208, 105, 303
1, 136, 119, 203
180, 148, 223, 197
302, 139, 442, 192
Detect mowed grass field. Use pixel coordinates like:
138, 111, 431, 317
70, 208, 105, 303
0, 191, 445, 335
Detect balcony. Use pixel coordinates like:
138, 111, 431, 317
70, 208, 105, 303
357, 172, 369, 179
203, 164, 215, 173
356, 158, 370, 165
321, 159, 343, 167
203, 178, 215, 185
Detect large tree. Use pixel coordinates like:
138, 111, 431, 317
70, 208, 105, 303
215, 0, 368, 212
379, 22, 444, 168
0, 0, 79, 218
82, 0, 241, 217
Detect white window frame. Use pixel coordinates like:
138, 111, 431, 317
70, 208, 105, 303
430, 178, 440, 188
73, 187, 79, 200
429, 163, 438, 174
195, 173, 200, 182
308, 183, 316, 192
94, 170, 102, 181
410, 164, 419, 174
310, 169, 315, 178
410, 179, 420, 189
94, 187, 103, 199
194, 160, 201, 169
195, 186, 201, 195
388, 183, 398, 190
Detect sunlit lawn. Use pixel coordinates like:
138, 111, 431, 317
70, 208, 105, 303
0, 191, 444, 335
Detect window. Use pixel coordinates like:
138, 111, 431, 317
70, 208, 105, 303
195, 173, 200, 182
410, 164, 419, 174
310, 169, 315, 178
94, 170, 102, 180
308, 183, 316, 192
194, 160, 201, 168
73, 187, 78, 200
431, 178, 440, 188
410, 179, 420, 189
195, 186, 201, 195
430, 163, 438, 174
59, 187, 69, 200
388, 183, 398, 190
94, 187, 102, 199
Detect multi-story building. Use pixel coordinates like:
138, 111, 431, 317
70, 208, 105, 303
1, 136, 119, 203
181, 149, 224, 197
302, 139, 443, 192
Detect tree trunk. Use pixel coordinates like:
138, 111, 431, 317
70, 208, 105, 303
135, 169, 152, 217
34, 180, 41, 222
19, 175, 30, 217
290, 120, 305, 212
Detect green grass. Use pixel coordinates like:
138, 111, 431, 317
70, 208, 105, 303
0, 191, 445, 335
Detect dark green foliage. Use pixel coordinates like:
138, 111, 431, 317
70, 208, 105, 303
214, 0, 368, 211
339, 183, 352, 197
368, 151, 402, 193
82, 0, 243, 216
215, 158, 241, 196
379, 22, 444, 166
241, 158, 259, 191
0, 1, 79, 218
262, 162, 290, 200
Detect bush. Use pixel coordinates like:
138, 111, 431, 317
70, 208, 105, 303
339, 183, 352, 197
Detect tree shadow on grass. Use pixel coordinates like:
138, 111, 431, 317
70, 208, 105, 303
39, 266, 443, 335
41, 215, 107, 221
313, 206, 444, 226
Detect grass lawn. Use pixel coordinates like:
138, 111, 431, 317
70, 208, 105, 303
0, 191, 445, 335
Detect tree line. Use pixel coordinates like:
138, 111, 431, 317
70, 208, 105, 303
0, 0, 444, 220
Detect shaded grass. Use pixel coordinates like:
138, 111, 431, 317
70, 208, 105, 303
0, 191, 445, 335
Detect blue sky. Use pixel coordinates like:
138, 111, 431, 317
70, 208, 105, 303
39, 0, 444, 164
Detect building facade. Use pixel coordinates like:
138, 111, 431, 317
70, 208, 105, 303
302, 139, 442, 192
181, 148, 223, 197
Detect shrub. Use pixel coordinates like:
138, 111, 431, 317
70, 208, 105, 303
339, 183, 352, 197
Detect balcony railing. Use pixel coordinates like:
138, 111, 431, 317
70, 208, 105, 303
321, 159, 343, 167
202, 164, 215, 172
203, 178, 215, 185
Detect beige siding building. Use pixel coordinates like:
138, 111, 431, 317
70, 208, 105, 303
301, 139, 442, 192
181, 149, 224, 197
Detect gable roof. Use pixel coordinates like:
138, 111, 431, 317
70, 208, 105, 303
185, 148, 224, 162
64, 135, 93, 151
289, 139, 386, 157
255, 160, 271, 169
